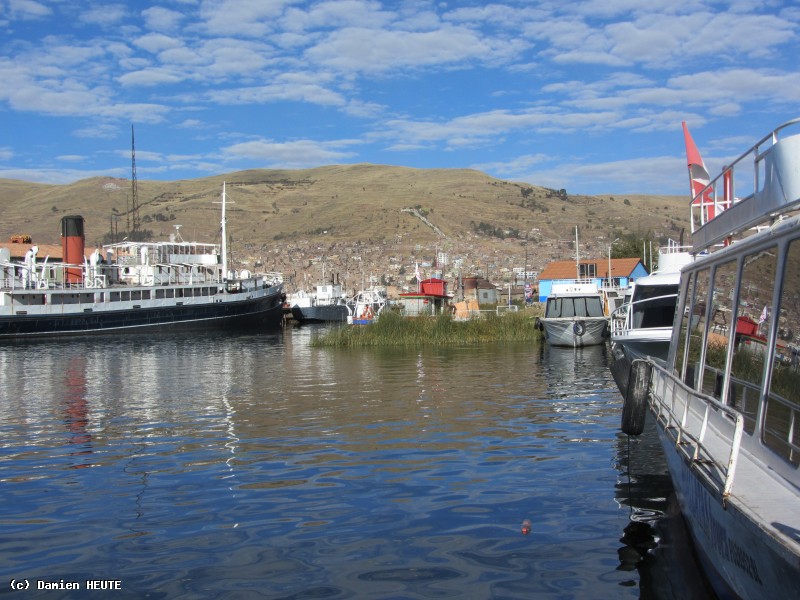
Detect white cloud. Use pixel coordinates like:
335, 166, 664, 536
305, 25, 528, 73
199, 0, 299, 37
142, 6, 185, 32
7, 0, 51, 19
80, 4, 127, 26
222, 138, 358, 168
134, 33, 183, 54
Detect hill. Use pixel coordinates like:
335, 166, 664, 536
0, 165, 690, 292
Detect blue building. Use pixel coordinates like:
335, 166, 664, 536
537, 257, 648, 303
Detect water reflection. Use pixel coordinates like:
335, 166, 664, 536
0, 329, 710, 598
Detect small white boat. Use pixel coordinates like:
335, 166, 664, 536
348, 288, 387, 325
622, 118, 800, 599
537, 281, 609, 347
610, 239, 693, 395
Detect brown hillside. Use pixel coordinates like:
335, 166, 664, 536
0, 165, 690, 292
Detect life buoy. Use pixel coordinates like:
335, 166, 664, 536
621, 360, 651, 435
573, 320, 586, 336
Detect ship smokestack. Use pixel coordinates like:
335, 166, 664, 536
61, 215, 85, 284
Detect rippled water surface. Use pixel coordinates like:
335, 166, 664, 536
0, 326, 713, 598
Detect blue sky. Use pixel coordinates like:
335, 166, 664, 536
1, 0, 798, 195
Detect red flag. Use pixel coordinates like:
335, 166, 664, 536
682, 121, 715, 222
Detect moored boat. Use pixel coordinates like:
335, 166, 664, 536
348, 288, 387, 324
289, 283, 351, 323
610, 239, 693, 397
0, 183, 285, 338
537, 280, 609, 347
621, 118, 800, 599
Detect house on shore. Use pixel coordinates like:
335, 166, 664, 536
397, 277, 451, 317
537, 258, 647, 302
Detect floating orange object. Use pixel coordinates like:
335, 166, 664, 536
521, 519, 531, 535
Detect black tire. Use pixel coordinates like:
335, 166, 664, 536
621, 361, 650, 435
573, 320, 586, 336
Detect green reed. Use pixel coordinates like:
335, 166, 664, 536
310, 308, 543, 347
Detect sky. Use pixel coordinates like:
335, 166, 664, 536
1, 0, 799, 196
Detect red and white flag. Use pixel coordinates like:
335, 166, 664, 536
682, 121, 716, 223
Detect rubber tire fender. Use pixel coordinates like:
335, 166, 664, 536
573, 320, 586, 336
621, 360, 651, 436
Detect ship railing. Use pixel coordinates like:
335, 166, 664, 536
610, 292, 678, 335
659, 239, 693, 255
691, 117, 800, 252
645, 359, 745, 500
261, 272, 283, 285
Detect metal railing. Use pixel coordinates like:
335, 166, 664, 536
610, 293, 679, 336
645, 359, 745, 499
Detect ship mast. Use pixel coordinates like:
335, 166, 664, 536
221, 182, 228, 282
131, 124, 141, 236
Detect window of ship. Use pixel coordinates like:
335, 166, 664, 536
131, 291, 142, 301
674, 271, 695, 380
545, 296, 604, 318
730, 246, 778, 435
166, 289, 174, 299
765, 238, 800, 464
685, 268, 710, 390
703, 259, 738, 401
630, 284, 680, 329
156, 289, 165, 299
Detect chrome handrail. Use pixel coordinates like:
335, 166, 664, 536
644, 359, 744, 500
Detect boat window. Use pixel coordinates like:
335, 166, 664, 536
674, 272, 695, 379
630, 284, 679, 329
730, 246, 778, 435
546, 298, 567, 317
582, 296, 605, 317
703, 259, 737, 400
544, 296, 604, 318
685, 268, 711, 390
765, 239, 800, 464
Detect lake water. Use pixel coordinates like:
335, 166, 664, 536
0, 325, 715, 599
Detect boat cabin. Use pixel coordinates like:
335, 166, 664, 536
397, 277, 451, 317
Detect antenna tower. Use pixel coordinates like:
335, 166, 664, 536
131, 124, 141, 235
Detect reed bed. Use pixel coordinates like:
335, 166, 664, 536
311, 308, 543, 347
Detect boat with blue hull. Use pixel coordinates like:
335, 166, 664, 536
622, 119, 800, 599
0, 183, 285, 338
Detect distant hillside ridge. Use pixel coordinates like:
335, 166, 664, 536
0, 165, 688, 253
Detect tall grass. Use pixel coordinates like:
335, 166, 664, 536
311, 309, 543, 347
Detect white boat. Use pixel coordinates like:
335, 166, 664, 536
621, 118, 800, 599
536, 280, 609, 347
0, 183, 285, 338
348, 288, 387, 324
610, 239, 693, 396
289, 283, 351, 323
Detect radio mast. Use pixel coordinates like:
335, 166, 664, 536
130, 124, 141, 235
